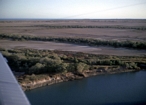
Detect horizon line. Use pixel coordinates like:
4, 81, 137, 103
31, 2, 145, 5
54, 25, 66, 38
0, 18, 146, 20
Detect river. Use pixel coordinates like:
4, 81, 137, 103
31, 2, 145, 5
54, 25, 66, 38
25, 71, 146, 105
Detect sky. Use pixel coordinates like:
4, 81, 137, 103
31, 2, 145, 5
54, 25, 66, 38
0, 0, 146, 19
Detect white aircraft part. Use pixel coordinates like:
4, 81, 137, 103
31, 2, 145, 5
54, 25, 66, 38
0, 53, 31, 105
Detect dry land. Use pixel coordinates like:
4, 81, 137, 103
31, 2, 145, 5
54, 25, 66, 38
0, 19, 146, 56
0, 19, 146, 90
0, 40, 146, 56
0, 19, 146, 42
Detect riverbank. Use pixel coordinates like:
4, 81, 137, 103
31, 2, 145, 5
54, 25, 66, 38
19, 67, 138, 91
25, 70, 146, 105
1, 48, 145, 91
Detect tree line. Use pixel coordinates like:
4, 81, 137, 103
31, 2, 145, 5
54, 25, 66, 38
0, 34, 146, 50
0, 48, 144, 75
6, 25, 146, 30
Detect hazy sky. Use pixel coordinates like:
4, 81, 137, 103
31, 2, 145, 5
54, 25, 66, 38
0, 0, 146, 19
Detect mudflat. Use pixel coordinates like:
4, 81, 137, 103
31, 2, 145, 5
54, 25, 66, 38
0, 40, 146, 56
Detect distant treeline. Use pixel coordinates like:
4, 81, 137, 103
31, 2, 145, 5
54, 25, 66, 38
0, 34, 146, 50
4, 25, 146, 30
0, 48, 145, 74
35, 25, 146, 30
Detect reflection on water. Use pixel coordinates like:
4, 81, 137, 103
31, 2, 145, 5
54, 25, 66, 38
25, 71, 146, 105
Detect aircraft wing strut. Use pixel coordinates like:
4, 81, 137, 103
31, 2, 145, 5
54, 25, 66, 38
0, 53, 31, 105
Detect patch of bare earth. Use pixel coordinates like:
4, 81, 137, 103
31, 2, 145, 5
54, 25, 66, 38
0, 40, 146, 56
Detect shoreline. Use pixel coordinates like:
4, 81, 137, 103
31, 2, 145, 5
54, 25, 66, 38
20, 68, 138, 91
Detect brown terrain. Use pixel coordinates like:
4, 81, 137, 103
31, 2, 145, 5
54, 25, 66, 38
1, 19, 146, 90
0, 40, 146, 56
0, 19, 146, 56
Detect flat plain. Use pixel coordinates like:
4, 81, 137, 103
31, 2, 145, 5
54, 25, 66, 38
0, 19, 146, 56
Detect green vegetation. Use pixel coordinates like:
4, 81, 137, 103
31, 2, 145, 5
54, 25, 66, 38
0, 34, 146, 49
37, 25, 146, 30
5, 25, 146, 30
0, 48, 145, 75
